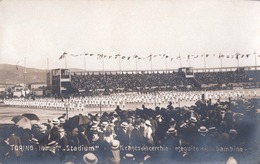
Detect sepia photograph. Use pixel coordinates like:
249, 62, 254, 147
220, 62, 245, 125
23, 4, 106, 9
0, 0, 260, 163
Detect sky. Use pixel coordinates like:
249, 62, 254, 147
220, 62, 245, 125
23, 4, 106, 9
0, 0, 260, 71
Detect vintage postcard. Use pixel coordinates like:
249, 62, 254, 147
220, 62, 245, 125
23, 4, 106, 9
0, 0, 260, 164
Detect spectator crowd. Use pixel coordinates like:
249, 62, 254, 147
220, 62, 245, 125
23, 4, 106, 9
0, 97, 259, 164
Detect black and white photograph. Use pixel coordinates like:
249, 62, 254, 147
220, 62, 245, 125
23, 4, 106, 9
0, 0, 260, 163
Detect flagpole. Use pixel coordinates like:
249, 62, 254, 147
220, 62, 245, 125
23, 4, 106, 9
84, 54, 86, 71
165, 55, 168, 73
65, 54, 67, 69
118, 54, 121, 72
135, 55, 138, 72
220, 52, 223, 71
188, 53, 191, 67
236, 52, 240, 68
150, 54, 153, 72
24, 57, 27, 96
179, 53, 182, 68
102, 54, 105, 73
254, 51, 257, 70
203, 53, 206, 71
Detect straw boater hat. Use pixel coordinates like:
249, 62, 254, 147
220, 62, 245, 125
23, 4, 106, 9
121, 122, 129, 128
111, 140, 120, 150
52, 118, 60, 125
198, 126, 209, 133
229, 129, 238, 135
123, 153, 135, 160
101, 121, 108, 127
47, 141, 58, 147
83, 153, 98, 164
29, 138, 39, 144
38, 124, 47, 132
167, 128, 177, 134
190, 117, 197, 123
90, 124, 98, 131
59, 118, 65, 124
145, 120, 152, 127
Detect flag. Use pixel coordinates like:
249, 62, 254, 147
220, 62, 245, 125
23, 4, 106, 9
235, 53, 240, 59
85, 53, 88, 56
241, 55, 244, 58
115, 54, 120, 59
90, 54, 94, 56
219, 54, 224, 58
133, 55, 138, 58
186, 55, 190, 62
127, 56, 131, 60
59, 52, 67, 59
138, 57, 141, 60
165, 55, 169, 58
108, 56, 112, 59
193, 55, 198, 59
121, 56, 126, 59
147, 54, 152, 61
246, 54, 250, 58
171, 58, 174, 61
206, 54, 209, 57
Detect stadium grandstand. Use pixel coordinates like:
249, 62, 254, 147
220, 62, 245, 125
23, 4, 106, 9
47, 66, 260, 97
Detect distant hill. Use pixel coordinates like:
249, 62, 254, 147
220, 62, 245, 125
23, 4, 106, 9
0, 64, 46, 85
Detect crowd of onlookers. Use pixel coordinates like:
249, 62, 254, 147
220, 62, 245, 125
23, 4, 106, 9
0, 97, 259, 164
70, 69, 260, 95
71, 72, 198, 95
195, 69, 260, 86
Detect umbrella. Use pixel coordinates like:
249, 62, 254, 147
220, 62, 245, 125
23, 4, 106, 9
16, 117, 32, 130
22, 113, 40, 121
67, 114, 91, 128
12, 115, 26, 123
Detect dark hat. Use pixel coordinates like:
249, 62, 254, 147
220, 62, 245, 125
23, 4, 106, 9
83, 153, 98, 164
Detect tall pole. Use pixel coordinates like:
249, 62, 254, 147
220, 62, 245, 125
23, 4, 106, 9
65, 54, 67, 69
188, 53, 191, 67
220, 52, 223, 71
24, 57, 27, 96
135, 58, 138, 72
165, 55, 168, 73
203, 53, 206, 70
179, 53, 182, 68
102, 55, 105, 74
254, 51, 257, 70
150, 54, 153, 72
237, 52, 240, 68
84, 54, 86, 71
118, 54, 121, 72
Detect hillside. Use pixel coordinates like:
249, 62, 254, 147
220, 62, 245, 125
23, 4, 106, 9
0, 64, 46, 85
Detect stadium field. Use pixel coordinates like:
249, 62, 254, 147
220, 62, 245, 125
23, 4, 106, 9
0, 88, 259, 125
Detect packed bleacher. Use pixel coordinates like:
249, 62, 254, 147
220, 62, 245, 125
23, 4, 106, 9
0, 98, 259, 164
70, 69, 260, 95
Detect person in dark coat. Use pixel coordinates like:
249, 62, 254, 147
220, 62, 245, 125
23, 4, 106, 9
116, 122, 129, 147
57, 128, 68, 162
130, 118, 144, 163
91, 131, 105, 163
78, 126, 90, 147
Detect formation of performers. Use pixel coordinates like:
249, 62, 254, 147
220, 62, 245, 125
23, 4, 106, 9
4, 90, 257, 110
0, 97, 259, 164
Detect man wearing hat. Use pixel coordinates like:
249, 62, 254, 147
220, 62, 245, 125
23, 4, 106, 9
110, 140, 120, 164
116, 122, 129, 147
57, 127, 68, 161
83, 153, 98, 164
